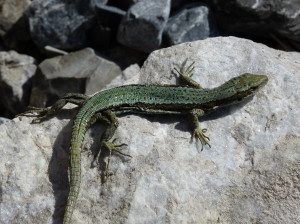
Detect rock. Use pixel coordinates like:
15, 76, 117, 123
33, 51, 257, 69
171, 0, 185, 9
34, 47, 122, 105
0, 0, 31, 37
0, 117, 10, 124
0, 50, 36, 115
104, 45, 147, 70
117, 0, 171, 53
102, 63, 141, 90
164, 3, 218, 45
215, 0, 300, 41
26, 0, 96, 50
2, 37, 300, 223
89, 3, 126, 50
90, 0, 108, 7
2, 14, 37, 53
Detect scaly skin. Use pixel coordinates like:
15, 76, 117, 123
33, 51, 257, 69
19, 60, 268, 223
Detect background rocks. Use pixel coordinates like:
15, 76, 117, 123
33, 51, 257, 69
117, 0, 171, 53
215, 0, 300, 42
0, 0, 31, 37
0, 51, 36, 116
0, 0, 297, 119
26, 0, 96, 50
164, 3, 218, 45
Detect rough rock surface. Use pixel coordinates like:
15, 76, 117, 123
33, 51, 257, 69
215, 0, 300, 41
35, 48, 122, 105
0, 0, 31, 36
26, 0, 95, 50
117, 0, 171, 53
0, 50, 36, 115
164, 3, 218, 45
1, 37, 300, 223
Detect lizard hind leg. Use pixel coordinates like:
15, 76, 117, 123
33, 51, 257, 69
91, 110, 131, 181
17, 93, 88, 122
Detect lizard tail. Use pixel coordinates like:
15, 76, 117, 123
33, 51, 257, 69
63, 147, 81, 224
63, 113, 88, 224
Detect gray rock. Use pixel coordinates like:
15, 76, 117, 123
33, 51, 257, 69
35, 48, 122, 105
0, 50, 36, 115
102, 63, 141, 90
94, 2, 126, 21
164, 3, 218, 45
215, 0, 300, 41
117, 0, 171, 53
171, 0, 185, 9
90, 0, 108, 8
26, 0, 95, 50
0, 0, 31, 37
2, 14, 35, 53
90, 3, 126, 49
0, 117, 10, 125
2, 37, 300, 223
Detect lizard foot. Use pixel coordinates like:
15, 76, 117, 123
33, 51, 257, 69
173, 59, 202, 88
174, 58, 195, 79
191, 128, 211, 151
17, 106, 54, 123
93, 139, 131, 181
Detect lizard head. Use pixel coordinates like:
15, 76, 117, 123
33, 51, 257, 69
212, 73, 268, 108
203, 73, 268, 112
232, 73, 268, 93
227, 73, 268, 103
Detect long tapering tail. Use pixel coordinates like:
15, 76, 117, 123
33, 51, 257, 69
63, 147, 81, 223
63, 112, 89, 224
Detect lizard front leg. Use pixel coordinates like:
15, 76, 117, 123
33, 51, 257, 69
175, 60, 211, 149
173, 58, 203, 88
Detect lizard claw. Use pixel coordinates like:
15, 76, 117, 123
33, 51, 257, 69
191, 128, 211, 151
102, 140, 131, 181
103, 141, 131, 158
17, 106, 53, 122
92, 140, 131, 181
174, 59, 195, 78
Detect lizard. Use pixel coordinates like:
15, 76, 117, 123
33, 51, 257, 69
19, 59, 268, 223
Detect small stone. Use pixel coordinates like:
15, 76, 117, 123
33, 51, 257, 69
26, 0, 95, 50
0, 0, 31, 36
117, 0, 171, 53
0, 51, 36, 115
215, 0, 300, 41
36, 48, 122, 102
164, 3, 218, 45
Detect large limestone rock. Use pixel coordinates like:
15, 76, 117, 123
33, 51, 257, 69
1, 37, 300, 223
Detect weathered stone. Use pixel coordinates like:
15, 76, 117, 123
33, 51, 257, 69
0, 117, 10, 124
26, 0, 96, 50
0, 0, 31, 36
2, 37, 300, 223
117, 0, 171, 53
215, 0, 300, 41
0, 51, 36, 115
2, 14, 36, 53
35, 48, 121, 103
89, 3, 126, 50
164, 3, 218, 45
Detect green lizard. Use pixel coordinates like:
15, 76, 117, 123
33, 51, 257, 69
19, 60, 268, 223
